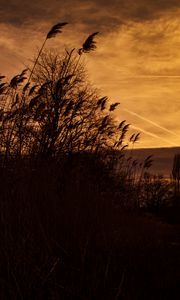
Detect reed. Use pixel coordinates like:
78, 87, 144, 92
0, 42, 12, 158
1, 22, 179, 300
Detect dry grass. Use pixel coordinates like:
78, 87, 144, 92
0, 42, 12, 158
0, 23, 180, 299
0, 156, 180, 299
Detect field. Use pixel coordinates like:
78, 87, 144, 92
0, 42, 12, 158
0, 25, 180, 299
0, 157, 180, 300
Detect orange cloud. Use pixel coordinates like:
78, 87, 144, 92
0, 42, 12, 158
1, 1, 180, 148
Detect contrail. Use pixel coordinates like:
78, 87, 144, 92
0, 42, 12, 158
131, 125, 178, 147
123, 108, 180, 138
124, 75, 180, 78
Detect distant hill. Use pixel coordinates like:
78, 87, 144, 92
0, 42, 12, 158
128, 147, 180, 179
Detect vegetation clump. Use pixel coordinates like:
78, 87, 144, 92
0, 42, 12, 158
0, 22, 180, 300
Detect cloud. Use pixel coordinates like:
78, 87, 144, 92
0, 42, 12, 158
1, 0, 180, 148
1, 0, 180, 28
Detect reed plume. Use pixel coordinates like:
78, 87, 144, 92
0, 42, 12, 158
28, 22, 68, 82
78, 32, 99, 55
109, 102, 120, 112
46, 22, 68, 39
97, 96, 107, 110
118, 120, 126, 130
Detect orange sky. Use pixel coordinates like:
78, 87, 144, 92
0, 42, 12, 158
1, 0, 180, 148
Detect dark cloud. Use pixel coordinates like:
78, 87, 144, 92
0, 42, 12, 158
1, 0, 180, 30
121, 0, 180, 21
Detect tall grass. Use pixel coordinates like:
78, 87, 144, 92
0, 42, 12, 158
0, 29, 133, 162
0, 22, 180, 300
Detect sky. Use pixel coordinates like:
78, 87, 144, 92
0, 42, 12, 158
1, 0, 180, 148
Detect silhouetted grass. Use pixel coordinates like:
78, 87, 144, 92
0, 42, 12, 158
0, 154, 180, 299
0, 23, 180, 299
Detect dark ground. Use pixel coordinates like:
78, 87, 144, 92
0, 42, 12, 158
0, 158, 180, 299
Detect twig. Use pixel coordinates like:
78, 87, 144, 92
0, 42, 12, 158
115, 269, 125, 300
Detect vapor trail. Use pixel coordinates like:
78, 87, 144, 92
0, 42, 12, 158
131, 125, 178, 147
123, 108, 179, 138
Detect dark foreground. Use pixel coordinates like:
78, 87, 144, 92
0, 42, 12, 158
0, 157, 180, 300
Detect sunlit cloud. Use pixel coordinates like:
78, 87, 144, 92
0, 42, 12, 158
1, 0, 180, 148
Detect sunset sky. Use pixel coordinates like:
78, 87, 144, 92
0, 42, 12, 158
1, 0, 180, 148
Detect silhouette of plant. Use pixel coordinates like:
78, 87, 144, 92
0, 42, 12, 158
172, 153, 180, 204
140, 173, 171, 211
28, 22, 68, 82
0, 24, 136, 164
1, 23, 178, 300
78, 32, 99, 55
